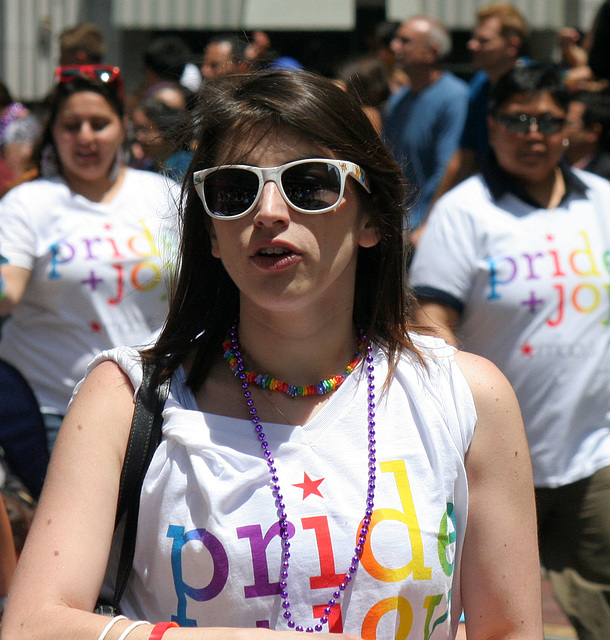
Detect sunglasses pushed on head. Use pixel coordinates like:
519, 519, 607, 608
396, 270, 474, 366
54, 64, 124, 100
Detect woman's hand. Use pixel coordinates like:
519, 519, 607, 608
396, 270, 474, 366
0, 261, 31, 316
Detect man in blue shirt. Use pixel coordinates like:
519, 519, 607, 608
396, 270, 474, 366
428, 3, 530, 218
383, 15, 469, 231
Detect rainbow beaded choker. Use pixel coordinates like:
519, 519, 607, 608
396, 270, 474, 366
223, 332, 365, 397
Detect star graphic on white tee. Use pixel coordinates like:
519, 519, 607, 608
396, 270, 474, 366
293, 472, 324, 500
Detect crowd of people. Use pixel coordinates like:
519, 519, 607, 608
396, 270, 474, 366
0, 2, 608, 639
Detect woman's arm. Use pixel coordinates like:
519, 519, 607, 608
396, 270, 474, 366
2, 360, 363, 640
1, 359, 136, 640
456, 351, 543, 640
0, 263, 31, 316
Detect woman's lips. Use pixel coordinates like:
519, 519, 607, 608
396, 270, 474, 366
251, 246, 301, 270
518, 148, 547, 163
75, 151, 98, 164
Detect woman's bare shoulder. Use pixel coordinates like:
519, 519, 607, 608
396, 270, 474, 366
453, 349, 519, 410
53, 358, 136, 456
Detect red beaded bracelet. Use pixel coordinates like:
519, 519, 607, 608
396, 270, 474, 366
149, 622, 179, 640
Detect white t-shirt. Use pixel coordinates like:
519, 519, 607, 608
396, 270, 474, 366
410, 168, 610, 488
0, 169, 179, 413
91, 336, 476, 638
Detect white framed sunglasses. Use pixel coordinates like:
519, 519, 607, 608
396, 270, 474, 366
193, 158, 371, 220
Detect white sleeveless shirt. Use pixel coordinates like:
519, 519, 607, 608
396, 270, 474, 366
91, 334, 476, 639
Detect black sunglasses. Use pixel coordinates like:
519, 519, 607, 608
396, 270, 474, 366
493, 113, 566, 135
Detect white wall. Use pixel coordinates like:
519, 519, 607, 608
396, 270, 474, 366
387, 0, 591, 30
2, 0, 80, 101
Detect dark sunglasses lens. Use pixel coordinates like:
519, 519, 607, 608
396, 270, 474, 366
502, 116, 529, 133
538, 117, 565, 134
281, 162, 341, 211
501, 115, 565, 135
203, 168, 259, 217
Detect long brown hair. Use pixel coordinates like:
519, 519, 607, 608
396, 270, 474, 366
147, 69, 422, 390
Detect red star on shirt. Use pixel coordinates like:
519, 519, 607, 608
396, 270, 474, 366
546, 234, 554, 242
293, 472, 324, 500
90, 321, 102, 333
521, 342, 534, 356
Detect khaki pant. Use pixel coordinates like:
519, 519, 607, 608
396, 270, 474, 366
536, 466, 610, 640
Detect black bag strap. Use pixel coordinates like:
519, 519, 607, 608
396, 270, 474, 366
110, 358, 171, 613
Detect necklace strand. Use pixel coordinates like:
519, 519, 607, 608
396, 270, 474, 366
223, 335, 365, 397
228, 324, 377, 632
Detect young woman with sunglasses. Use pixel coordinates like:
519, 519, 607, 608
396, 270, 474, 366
0, 66, 177, 453
3, 70, 542, 640
411, 63, 610, 639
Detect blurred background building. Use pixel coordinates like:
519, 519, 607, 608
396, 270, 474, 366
0, 0, 604, 102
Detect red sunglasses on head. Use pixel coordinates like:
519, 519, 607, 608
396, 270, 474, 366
54, 64, 124, 99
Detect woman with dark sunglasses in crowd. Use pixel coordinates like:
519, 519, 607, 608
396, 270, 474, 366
0, 65, 178, 453
411, 62, 610, 639
3, 70, 542, 640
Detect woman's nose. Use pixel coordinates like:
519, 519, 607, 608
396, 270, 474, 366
526, 121, 542, 136
253, 180, 291, 226
77, 121, 94, 141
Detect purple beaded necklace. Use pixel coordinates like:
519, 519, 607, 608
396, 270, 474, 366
228, 324, 377, 633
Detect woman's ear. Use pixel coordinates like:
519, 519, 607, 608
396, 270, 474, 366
358, 217, 381, 248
